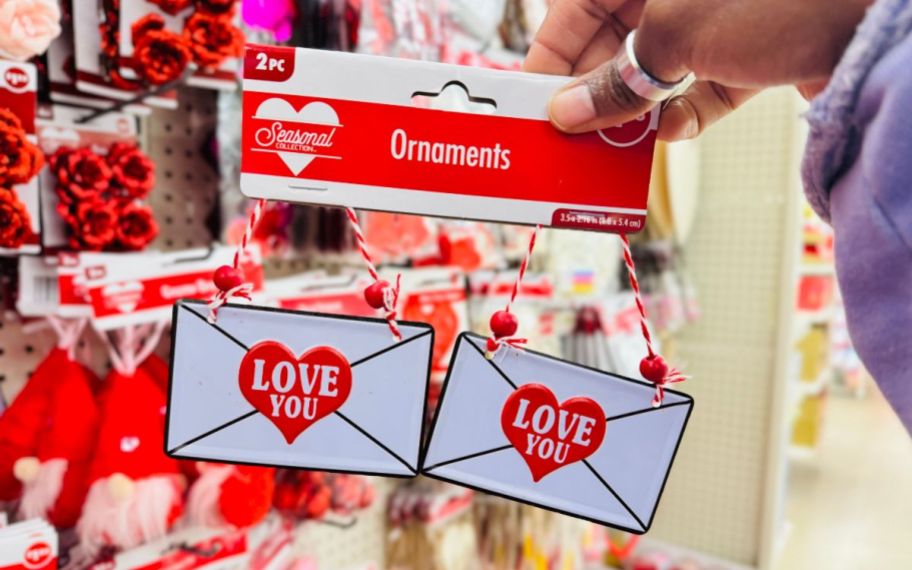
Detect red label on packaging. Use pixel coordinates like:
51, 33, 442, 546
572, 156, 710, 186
88, 264, 264, 319
4, 67, 30, 92
0, 61, 37, 133
22, 542, 53, 570
244, 46, 296, 83
58, 272, 88, 309
242, 92, 654, 212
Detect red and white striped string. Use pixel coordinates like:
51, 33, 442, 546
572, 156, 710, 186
207, 199, 264, 323
620, 234, 688, 407
345, 207, 403, 342
506, 226, 538, 314
619, 234, 656, 359
485, 225, 540, 357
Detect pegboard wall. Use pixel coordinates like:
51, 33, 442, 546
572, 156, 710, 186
645, 88, 804, 568
145, 87, 221, 252
294, 478, 391, 568
0, 319, 59, 407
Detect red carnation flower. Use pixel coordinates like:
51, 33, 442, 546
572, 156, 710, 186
194, 0, 236, 16
116, 203, 159, 251
183, 12, 244, 69
0, 188, 34, 249
54, 148, 111, 203
107, 142, 155, 200
133, 29, 191, 85
71, 200, 118, 251
150, 0, 194, 16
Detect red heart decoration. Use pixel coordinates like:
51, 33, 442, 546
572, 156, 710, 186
238, 342, 352, 444
501, 384, 606, 482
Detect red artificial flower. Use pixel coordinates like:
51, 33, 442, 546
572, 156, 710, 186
133, 28, 191, 85
0, 187, 33, 249
131, 13, 167, 45
194, 0, 236, 16
183, 12, 244, 69
150, 0, 194, 16
115, 203, 159, 251
0, 112, 44, 187
107, 142, 155, 200
0, 109, 23, 131
53, 147, 111, 203
70, 199, 118, 251
55, 200, 76, 224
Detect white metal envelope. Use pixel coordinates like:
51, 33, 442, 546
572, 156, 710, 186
166, 300, 433, 477
421, 334, 693, 532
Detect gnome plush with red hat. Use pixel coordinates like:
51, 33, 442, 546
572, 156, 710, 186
185, 463, 275, 529
77, 333, 184, 552
17, 349, 100, 528
0, 318, 96, 518
0, 348, 64, 504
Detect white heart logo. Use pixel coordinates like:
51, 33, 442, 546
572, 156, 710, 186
120, 436, 140, 453
253, 98, 341, 176
102, 281, 144, 314
277, 153, 316, 176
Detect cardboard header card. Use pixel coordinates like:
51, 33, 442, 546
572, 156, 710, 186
241, 45, 658, 233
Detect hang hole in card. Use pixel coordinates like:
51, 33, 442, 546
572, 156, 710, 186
411, 81, 498, 115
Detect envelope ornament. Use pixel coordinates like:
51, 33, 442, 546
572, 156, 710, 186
167, 300, 434, 477
239, 342, 352, 444
422, 333, 693, 533
501, 384, 606, 482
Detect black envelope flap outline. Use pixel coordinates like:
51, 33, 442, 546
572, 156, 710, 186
164, 299, 434, 478
420, 332, 694, 533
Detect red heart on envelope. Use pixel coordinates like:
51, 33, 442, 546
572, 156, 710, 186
238, 341, 352, 444
501, 384, 606, 482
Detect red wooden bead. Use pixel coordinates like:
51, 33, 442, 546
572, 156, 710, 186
639, 355, 669, 384
490, 310, 519, 338
213, 265, 243, 292
364, 280, 390, 309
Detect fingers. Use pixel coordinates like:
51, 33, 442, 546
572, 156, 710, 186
658, 82, 758, 141
572, 21, 626, 76
548, 1, 697, 133
524, 0, 631, 75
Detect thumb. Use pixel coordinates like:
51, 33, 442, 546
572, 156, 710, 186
549, 59, 654, 133
549, 24, 691, 133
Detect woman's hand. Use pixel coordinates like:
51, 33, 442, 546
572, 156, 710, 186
523, 0, 873, 140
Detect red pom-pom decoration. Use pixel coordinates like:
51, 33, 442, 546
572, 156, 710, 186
364, 280, 390, 309
639, 355, 669, 384
490, 310, 519, 339
213, 265, 243, 292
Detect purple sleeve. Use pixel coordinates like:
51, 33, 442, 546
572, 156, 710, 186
802, 0, 912, 433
